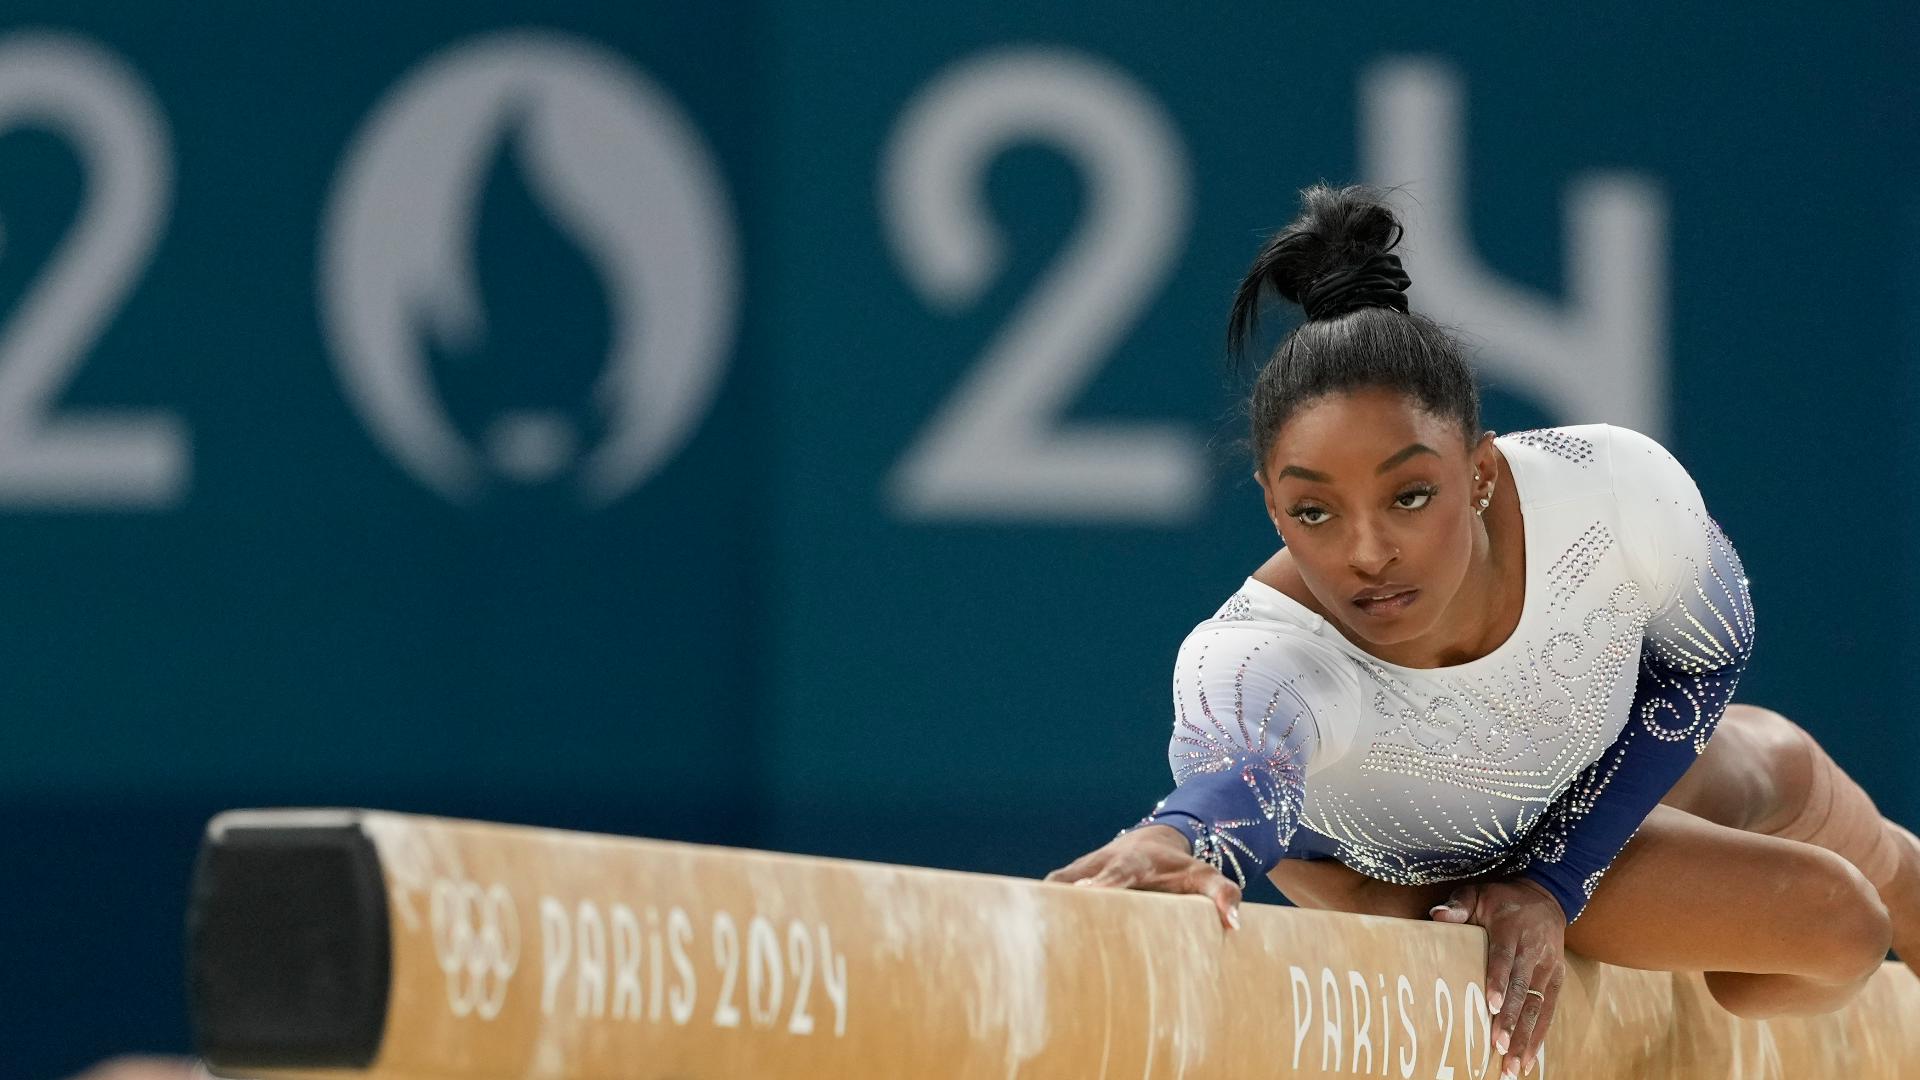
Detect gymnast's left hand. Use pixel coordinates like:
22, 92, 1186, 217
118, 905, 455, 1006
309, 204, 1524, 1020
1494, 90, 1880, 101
1429, 878, 1566, 1079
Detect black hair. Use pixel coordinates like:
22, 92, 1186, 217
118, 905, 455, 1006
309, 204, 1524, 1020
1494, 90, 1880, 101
1227, 183, 1480, 475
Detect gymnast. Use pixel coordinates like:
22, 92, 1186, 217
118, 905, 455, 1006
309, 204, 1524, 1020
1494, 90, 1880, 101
1047, 185, 1920, 1078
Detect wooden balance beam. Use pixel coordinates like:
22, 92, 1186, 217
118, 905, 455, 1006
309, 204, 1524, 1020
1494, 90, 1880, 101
187, 809, 1920, 1079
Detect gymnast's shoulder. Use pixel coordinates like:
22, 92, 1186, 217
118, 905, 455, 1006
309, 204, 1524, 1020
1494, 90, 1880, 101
1171, 580, 1368, 772
1498, 422, 1700, 508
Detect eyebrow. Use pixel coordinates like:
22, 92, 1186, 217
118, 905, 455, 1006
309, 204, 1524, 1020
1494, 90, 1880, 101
1275, 442, 1439, 484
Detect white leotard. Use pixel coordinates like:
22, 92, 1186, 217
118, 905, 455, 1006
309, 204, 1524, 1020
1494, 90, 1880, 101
1152, 424, 1753, 915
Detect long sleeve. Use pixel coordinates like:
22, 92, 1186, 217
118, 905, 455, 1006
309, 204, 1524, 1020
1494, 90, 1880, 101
1137, 622, 1340, 888
1514, 427, 1757, 921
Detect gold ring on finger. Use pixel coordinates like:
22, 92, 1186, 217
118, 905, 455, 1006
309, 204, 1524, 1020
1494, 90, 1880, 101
1524, 988, 1546, 1000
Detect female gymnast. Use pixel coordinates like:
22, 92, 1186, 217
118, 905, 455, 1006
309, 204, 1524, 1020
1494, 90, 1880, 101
1046, 185, 1920, 1079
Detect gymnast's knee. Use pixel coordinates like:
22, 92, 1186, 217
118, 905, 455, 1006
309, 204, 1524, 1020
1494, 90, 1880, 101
1791, 845, 1892, 983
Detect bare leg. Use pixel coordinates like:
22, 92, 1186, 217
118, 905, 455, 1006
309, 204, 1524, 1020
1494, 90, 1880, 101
1271, 702, 1914, 1018
1273, 803, 1889, 1017
1566, 805, 1888, 1016
1666, 705, 1920, 971
1880, 824, 1920, 965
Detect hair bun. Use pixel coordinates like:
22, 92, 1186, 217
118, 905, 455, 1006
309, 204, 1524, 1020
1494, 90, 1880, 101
1229, 185, 1412, 356
1300, 251, 1411, 320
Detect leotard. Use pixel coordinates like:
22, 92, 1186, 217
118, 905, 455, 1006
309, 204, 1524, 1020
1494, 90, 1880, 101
1144, 425, 1755, 921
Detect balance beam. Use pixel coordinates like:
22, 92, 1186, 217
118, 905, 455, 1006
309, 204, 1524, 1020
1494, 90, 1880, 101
187, 809, 1920, 1079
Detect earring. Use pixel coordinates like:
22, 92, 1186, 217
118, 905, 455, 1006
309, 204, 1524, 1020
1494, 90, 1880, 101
1475, 491, 1493, 515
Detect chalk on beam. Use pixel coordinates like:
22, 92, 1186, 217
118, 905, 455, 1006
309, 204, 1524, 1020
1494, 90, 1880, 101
186, 808, 1920, 1079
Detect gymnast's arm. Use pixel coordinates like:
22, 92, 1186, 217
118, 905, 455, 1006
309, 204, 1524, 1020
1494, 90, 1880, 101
1046, 622, 1329, 927
1510, 427, 1758, 923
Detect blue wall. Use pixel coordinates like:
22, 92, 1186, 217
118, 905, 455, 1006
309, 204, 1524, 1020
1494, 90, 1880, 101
3, 4, 1916, 1074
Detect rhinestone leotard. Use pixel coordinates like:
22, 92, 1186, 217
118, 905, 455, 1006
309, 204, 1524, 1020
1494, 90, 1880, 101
1144, 425, 1755, 921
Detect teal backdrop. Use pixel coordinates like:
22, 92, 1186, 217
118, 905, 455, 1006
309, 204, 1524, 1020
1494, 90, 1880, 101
1, 4, 1914, 1073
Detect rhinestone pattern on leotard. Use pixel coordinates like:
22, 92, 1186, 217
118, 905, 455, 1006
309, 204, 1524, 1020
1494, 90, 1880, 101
1496, 507, 1754, 905
1547, 523, 1615, 611
1214, 592, 1254, 623
1508, 428, 1597, 467
1635, 510, 1754, 752
1305, 573, 1652, 886
1157, 631, 1313, 887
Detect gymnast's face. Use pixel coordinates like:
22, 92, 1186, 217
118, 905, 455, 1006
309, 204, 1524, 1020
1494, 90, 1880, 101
1257, 387, 1496, 652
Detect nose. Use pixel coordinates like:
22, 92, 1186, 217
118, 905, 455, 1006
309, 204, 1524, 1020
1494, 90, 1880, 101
1347, 519, 1400, 578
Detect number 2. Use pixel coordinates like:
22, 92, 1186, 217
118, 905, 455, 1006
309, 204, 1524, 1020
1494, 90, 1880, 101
0, 33, 185, 507
881, 47, 1200, 524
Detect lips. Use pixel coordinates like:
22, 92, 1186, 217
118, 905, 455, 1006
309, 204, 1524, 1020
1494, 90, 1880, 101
1351, 587, 1419, 616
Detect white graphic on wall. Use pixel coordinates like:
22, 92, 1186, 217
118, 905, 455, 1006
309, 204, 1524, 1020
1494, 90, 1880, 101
882, 47, 1202, 524
0, 33, 185, 508
321, 31, 738, 504
1362, 58, 1669, 438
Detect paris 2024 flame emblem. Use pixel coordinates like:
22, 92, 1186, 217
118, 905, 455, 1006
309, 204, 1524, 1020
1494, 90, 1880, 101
320, 31, 738, 506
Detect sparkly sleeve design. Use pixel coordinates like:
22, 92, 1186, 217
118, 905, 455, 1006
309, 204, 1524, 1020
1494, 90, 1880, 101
1136, 624, 1321, 888
1514, 433, 1756, 922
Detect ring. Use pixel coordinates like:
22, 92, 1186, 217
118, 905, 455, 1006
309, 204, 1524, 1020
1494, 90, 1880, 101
1525, 988, 1547, 1000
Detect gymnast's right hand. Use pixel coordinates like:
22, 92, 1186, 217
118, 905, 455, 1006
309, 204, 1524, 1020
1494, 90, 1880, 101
1044, 824, 1243, 930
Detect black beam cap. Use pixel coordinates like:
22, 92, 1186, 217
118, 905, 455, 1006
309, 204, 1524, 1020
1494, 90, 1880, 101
187, 810, 391, 1070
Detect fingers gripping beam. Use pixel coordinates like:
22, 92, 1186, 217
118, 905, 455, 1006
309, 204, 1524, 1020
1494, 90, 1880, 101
188, 809, 1920, 1080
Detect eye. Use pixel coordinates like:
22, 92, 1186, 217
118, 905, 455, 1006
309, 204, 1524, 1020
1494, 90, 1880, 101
1395, 486, 1435, 510
1288, 505, 1331, 526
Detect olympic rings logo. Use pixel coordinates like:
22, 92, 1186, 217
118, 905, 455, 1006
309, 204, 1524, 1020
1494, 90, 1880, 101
429, 878, 520, 1020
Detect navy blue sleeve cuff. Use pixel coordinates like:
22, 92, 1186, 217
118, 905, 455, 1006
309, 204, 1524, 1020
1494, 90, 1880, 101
1129, 765, 1300, 887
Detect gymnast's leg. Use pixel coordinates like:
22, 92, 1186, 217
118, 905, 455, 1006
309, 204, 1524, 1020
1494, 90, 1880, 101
1661, 703, 1920, 972
1270, 702, 1912, 1017
1274, 804, 1889, 1017
1563, 804, 1888, 1016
